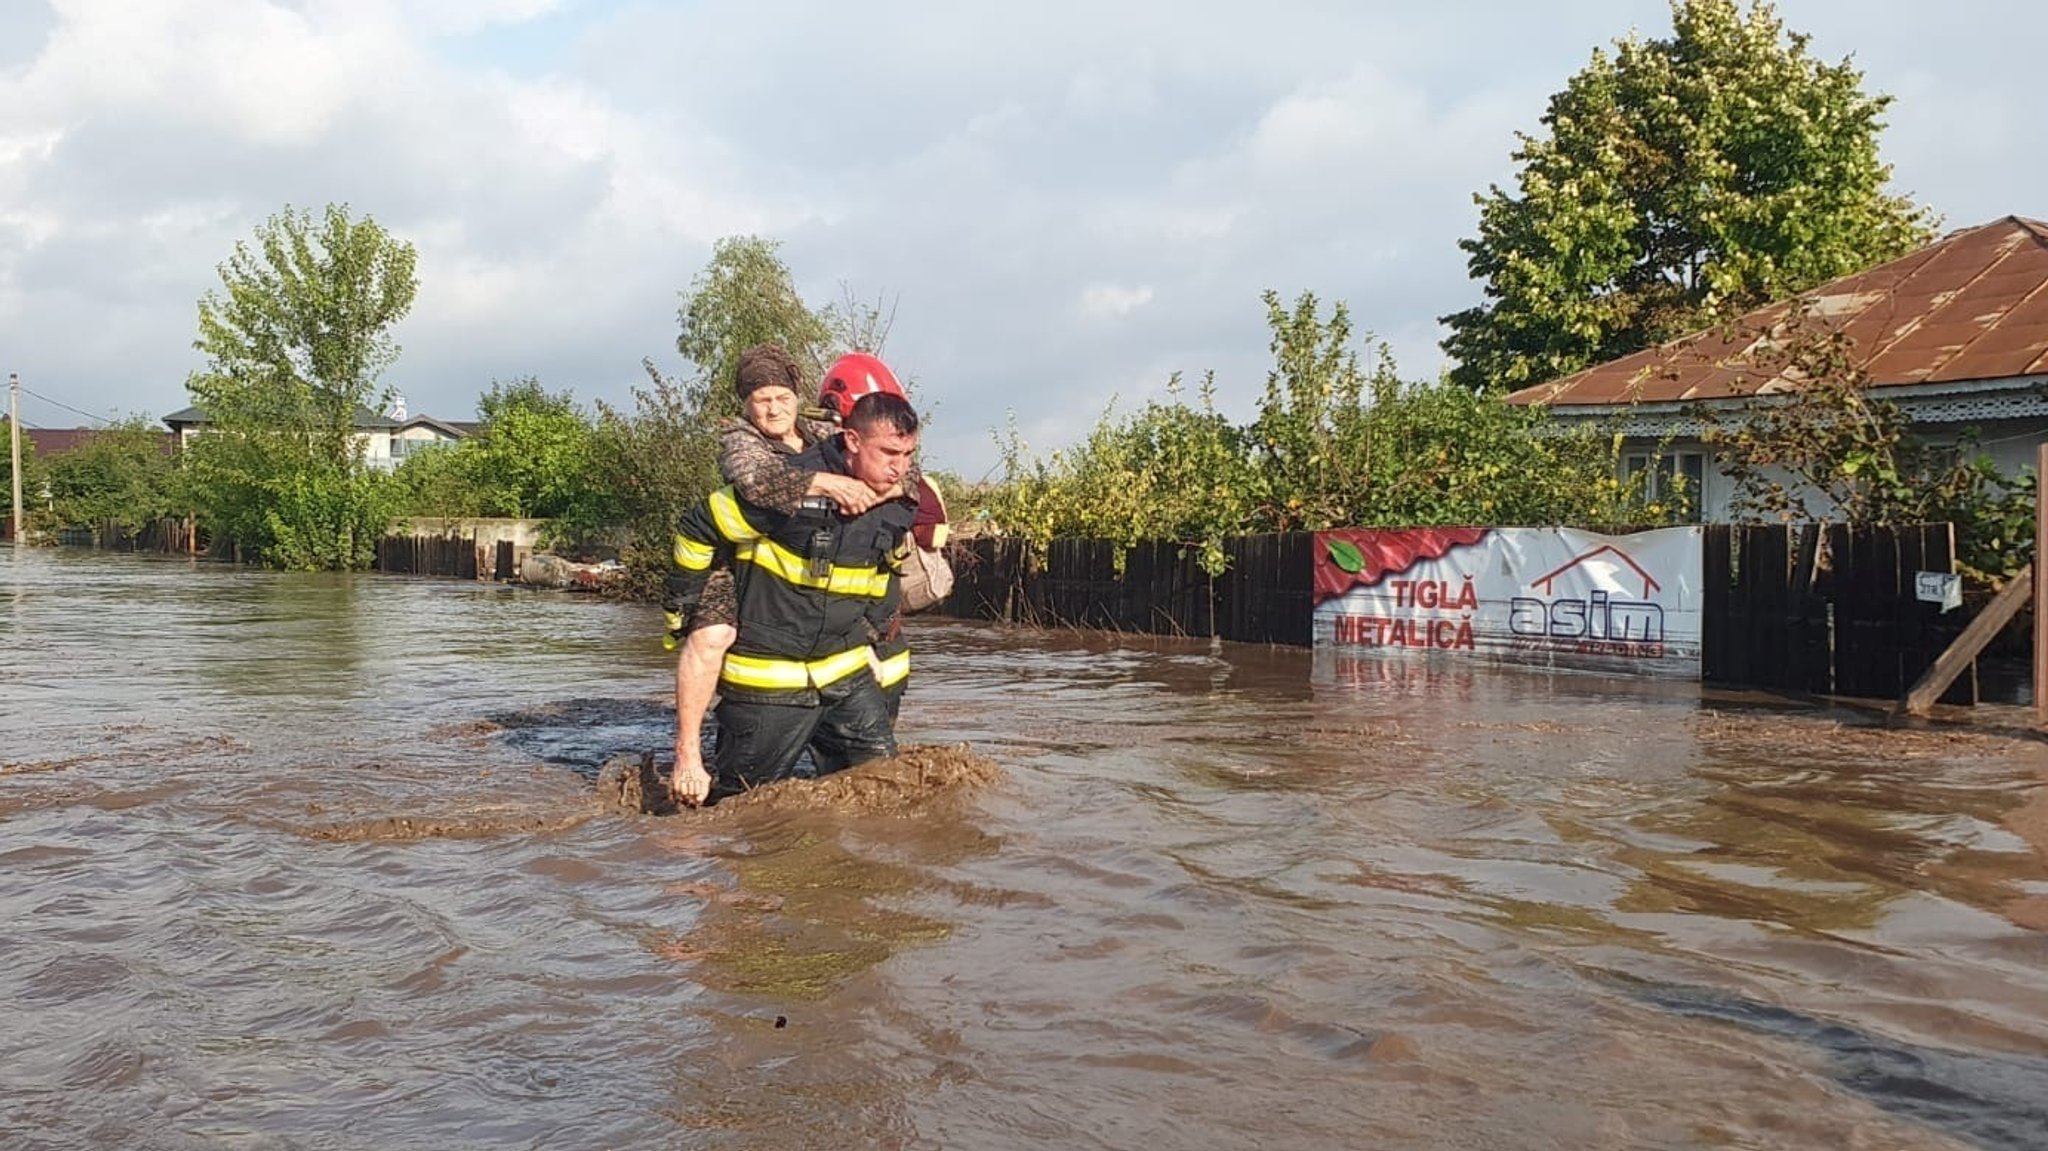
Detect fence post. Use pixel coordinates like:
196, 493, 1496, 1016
2037, 443, 2046, 725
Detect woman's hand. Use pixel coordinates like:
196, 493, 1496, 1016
808, 472, 882, 515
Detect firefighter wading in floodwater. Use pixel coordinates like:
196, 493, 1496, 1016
662, 390, 922, 803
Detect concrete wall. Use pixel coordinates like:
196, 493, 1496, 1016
391, 517, 543, 549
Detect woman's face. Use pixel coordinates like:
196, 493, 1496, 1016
744, 385, 800, 440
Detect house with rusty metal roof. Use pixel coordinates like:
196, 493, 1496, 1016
1503, 216, 2048, 521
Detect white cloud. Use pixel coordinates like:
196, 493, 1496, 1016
21, 0, 407, 144
395, 0, 564, 37
1, 0, 2042, 474
1079, 283, 1155, 321
1246, 68, 1421, 175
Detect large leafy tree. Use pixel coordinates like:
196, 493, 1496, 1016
674, 236, 833, 417
591, 359, 721, 596
391, 377, 615, 548
1441, 0, 1931, 393
40, 419, 176, 536
1248, 290, 1377, 531
597, 236, 854, 590
467, 378, 607, 522
181, 204, 418, 568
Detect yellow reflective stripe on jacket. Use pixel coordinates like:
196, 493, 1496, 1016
742, 536, 893, 598
673, 533, 716, 571
720, 646, 874, 691
707, 487, 760, 545
874, 648, 910, 688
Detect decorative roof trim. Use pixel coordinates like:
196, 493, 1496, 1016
1542, 374, 2048, 423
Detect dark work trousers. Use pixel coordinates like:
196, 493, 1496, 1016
710, 671, 897, 800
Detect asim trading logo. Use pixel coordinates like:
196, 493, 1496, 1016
1508, 544, 1666, 657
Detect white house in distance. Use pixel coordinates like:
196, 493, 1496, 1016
1504, 216, 2048, 522
162, 395, 476, 471
391, 414, 479, 463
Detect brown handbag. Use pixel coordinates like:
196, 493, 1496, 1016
900, 543, 955, 613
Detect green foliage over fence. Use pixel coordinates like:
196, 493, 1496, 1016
978, 291, 1673, 576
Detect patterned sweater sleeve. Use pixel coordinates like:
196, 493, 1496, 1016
662, 495, 724, 644
718, 423, 814, 515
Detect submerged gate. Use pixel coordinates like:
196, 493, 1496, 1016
1701, 523, 1972, 702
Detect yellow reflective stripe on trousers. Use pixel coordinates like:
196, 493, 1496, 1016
720, 646, 874, 691
673, 533, 716, 570
707, 488, 760, 545
742, 537, 893, 598
874, 649, 910, 688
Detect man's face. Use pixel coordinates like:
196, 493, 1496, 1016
743, 385, 799, 441
843, 424, 918, 494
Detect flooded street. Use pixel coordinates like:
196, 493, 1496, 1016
5, 549, 2048, 1150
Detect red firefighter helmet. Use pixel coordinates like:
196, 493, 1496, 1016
818, 352, 905, 420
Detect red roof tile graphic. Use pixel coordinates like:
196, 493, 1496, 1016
1313, 527, 1489, 605
1530, 545, 1660, 597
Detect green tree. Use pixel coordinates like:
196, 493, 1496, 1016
38, 419, 176, 536
1247, 290, 1380, 531
1441, 0, 1931, 393
180, 203, 419, 568
589, 359, 724, 596
598, 237, 870, 592
465, 377, 607, 522
1349, 376, 1658, 528
675, 236, 833, 418
980, 290, 1671, 573
391, 436, 491, 520
986, 374, 1261, 574
255, 467, 404, 571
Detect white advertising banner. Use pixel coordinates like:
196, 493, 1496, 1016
1311, 527, 1704, 679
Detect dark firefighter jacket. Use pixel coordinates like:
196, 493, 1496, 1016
665, 437, 916, 705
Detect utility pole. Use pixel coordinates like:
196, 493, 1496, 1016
8, 372, 21, 545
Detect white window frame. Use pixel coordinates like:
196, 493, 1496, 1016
1622, 449, 1705, 523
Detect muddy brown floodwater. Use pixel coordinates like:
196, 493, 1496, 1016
5, 549, 2048, 1150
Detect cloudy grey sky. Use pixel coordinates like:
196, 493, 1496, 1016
1, 0, 2039, 476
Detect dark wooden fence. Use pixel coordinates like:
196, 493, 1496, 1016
32, 516, 204, 553
935, 533, 1314, 645
1702, 523, 1974, 702
135, 516, 202, 554
375, 533, 480, 580
942, 524, 1989, 701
